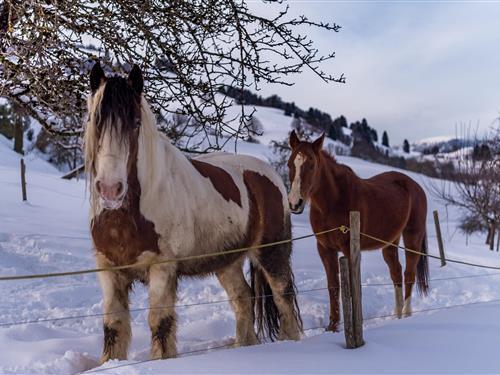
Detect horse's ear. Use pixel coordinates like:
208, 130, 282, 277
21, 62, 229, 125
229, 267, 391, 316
128, 64, 143, 94
289, 130, 300, 150
90, 62, 105, 93
312, 133, 325, 154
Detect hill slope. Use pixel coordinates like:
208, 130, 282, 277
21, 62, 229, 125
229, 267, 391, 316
1, 113, 500, 373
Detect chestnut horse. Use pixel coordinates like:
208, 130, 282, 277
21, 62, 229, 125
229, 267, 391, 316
84, 63, 302, 363
287, 131, 429, 331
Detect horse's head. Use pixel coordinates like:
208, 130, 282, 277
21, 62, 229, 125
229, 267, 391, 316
287, 131, 325, 214
85, 62, 144, 210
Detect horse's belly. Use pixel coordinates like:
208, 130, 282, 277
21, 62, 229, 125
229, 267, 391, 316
176, 251, 246, 276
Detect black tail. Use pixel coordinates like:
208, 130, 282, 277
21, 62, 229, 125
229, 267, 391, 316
250, 261, 280, 341
416, 234, 430, 296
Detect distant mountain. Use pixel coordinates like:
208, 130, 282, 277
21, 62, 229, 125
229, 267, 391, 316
413, 136, 474, 155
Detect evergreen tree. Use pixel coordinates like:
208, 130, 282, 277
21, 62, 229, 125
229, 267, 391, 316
382, 131, 390, 147
403, 139, 410, 153
284, 103, 292, 117
333, 115, 348, 128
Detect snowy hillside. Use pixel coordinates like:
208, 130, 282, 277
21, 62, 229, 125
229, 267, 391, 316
1, 110, 500, 374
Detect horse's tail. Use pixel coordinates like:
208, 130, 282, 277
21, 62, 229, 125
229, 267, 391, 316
416, 233, 430, 296
250, 261, 280, 341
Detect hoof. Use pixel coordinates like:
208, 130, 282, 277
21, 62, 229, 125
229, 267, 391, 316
403, 309, 412, 318
325, 321, 340, 332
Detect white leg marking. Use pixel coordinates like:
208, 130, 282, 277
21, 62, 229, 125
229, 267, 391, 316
403, 296, 412, 318
394, 285, 403, 319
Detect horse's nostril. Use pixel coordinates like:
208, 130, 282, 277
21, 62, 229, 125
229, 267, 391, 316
95, 180, 102, 194
298, 198, 304, 207
116, 182, 123, 195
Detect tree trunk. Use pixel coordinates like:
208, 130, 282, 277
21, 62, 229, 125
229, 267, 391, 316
490, 222, 496, 251
486, 221, 493, 245
13, 116, 23, 155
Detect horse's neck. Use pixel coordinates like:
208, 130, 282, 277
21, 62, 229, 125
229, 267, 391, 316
136, 128, 207, 213
312, 152, 357, 208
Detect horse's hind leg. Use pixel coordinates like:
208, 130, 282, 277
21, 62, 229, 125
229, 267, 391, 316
216, 259, 258, 347
381, 238, 403, 319
148, 263, 178, 359
96, 254, 132, 363
253, 243, 302, 341
402, 230, 424, 318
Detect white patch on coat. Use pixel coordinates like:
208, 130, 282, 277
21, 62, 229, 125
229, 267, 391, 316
288, 153, 305, 207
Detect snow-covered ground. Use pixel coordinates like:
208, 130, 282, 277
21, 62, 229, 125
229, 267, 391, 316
1, 107, 500, 374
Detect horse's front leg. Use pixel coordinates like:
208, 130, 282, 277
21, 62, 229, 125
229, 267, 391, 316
96, 254, 132, 363
148, 263, 178, 359
317, 242, 340, 332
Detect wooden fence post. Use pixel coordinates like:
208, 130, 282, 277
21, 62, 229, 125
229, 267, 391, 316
349, 211, 364, 347
20, 158, 27, 201
433, 210, 446, 266
340, 256, 355, 349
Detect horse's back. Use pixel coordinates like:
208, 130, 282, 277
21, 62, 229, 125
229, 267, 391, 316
364, 170, 427, 229
366, 171, 424, 198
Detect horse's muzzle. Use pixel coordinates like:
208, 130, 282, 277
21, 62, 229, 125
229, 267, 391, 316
96, 180, 127, 210
289, 198, 305, 214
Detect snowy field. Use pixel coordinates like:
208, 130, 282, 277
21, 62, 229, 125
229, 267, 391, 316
1, 107, 500, 374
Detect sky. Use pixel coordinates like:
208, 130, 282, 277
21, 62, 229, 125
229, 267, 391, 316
252, 1, 500, 145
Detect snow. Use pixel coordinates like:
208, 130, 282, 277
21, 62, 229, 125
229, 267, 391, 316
414, 135, 455, 145
94, 300, 500, 374
1, 108, 500, 374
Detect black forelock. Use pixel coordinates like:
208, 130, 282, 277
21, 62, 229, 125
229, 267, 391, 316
97, 76, 141, 135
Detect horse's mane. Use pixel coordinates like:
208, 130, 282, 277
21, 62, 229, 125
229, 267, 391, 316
319, 150, 357, 177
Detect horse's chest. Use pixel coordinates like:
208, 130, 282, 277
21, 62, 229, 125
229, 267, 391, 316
91, 209, 160, 265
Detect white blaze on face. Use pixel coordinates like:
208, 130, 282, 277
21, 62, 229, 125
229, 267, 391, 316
288, 153, 305, 208
94, 124, 129, 209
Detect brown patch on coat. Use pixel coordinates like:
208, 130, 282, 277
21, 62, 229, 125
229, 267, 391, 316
243, 170, 293, 279
243, 170, 284, 249
191, 159, 242, 207
91, 130, 160, 266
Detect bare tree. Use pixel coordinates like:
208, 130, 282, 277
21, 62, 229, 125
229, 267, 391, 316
1, 0, 344, 152
430, 125, 500, 250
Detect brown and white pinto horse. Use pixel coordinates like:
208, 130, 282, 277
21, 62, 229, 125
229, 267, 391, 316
287, 131, 429, 331
84, 63, 302, 363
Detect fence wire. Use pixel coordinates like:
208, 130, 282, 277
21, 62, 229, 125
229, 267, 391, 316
86, 297, 500, 374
